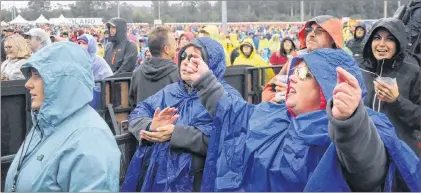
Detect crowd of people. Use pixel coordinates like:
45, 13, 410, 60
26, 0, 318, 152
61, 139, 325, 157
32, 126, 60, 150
1, 1, 420, 191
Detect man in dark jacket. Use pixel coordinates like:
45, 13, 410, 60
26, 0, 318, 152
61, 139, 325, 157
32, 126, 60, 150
104, 18, 137, 74
346, 23, 366, 56
360, 18, 420, 156
128, 26, 179, 107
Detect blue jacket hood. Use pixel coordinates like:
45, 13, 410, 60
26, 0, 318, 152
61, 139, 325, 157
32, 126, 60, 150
21, 42, 94, 135
289, 48, 367, 101
178, 37, 226, 81
79, 34, 98, 58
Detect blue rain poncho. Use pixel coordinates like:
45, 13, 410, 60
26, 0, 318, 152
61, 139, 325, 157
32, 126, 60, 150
121, 37, 242, 192
200, 49, 420, 192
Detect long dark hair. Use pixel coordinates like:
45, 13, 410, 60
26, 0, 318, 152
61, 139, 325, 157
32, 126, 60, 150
279, 37, 296, 57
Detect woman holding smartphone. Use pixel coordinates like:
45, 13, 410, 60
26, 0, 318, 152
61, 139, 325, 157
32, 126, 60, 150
360, 18, 420, 156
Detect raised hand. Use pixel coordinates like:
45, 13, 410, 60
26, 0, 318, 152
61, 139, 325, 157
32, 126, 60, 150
150, 107, 179, 132
332, 67, 362, 120
184, 52, 210, 83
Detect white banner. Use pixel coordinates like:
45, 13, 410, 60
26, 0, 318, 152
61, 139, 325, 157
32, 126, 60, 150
67, 18, 103, 25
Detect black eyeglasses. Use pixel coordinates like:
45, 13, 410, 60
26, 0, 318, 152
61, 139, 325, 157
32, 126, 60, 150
180, 52, 194, 62
305, 27, 326, 36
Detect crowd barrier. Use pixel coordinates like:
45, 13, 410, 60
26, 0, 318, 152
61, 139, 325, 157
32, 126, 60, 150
0, 66, 282, 191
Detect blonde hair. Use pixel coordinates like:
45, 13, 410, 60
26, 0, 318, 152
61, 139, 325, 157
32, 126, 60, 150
5, 34, 31, 59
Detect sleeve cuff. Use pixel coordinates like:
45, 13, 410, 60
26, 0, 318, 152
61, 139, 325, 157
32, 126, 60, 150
169, 124, 184, 148
192, 71, 214, 90
326, 99, 366, 130
390, 94, 403, 106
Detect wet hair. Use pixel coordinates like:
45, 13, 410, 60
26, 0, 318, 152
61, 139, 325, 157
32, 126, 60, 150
279, 38, 297, 57
148, 26, 171, 57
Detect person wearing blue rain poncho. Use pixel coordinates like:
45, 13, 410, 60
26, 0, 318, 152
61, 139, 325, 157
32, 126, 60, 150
121, 37, 242, 192
77, 34, 114, 109
4, 42, 121, 192
185, 48, 420, 192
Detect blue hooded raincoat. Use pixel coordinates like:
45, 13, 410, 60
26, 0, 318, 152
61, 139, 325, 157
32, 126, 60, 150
4, 42, 121, 192
121, 37, 242, 192
200, 49, 420, 192
78, 34, 114, 109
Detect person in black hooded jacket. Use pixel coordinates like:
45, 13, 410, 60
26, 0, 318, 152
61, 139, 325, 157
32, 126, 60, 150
360, 18, 421, 155
346, 23, 366, 56
104, 17, 138, 74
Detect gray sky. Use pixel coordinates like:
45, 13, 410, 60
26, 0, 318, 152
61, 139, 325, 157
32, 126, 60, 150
1, 1, 154, 9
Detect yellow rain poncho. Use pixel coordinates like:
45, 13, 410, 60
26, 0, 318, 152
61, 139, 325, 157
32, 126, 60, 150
268, 34, 281, 53
219, 33, 235, 56
229, 33, 240, 48
200, 25, 232, 66
232, 39, 275, 83
258, 37, 270, 53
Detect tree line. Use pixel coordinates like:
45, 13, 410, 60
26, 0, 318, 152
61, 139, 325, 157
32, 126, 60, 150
0, 0, 411, 24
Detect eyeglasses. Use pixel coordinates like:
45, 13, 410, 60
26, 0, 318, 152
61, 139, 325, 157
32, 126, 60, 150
292, 66, 313, 80
180, 51, 194, 62
305, 27, 326, 36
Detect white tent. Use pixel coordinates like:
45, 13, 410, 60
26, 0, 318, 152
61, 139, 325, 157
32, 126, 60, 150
33, 14, 50, 24
50, 14, 68, 25
1, 21, 9, 26
9, 15, 29, 25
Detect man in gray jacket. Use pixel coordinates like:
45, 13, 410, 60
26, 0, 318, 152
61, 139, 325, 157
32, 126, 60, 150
128, 26, 179, 107
104, 17, 138, 74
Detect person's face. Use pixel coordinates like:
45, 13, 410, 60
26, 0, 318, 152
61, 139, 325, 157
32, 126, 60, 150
241, 45, 252, 56
355, 27, 365, 38
305, 23, 334, 52
4, 40, 19, 59
27, 36, 41, 52
25, 69, 45, 110
286, 61, 321, 116
110, 26, 117, 37
180, 46, 202, 84
78, 41, 89, 50
63, 34, 68, 39
104, 33, 109, 38
179, 36, 189, 48
371, 29, 397, 60
283, 40, 293, 51
164, 32, 177, 59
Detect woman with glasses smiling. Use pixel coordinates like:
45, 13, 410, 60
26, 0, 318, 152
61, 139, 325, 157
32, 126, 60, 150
1, 34, 31, 81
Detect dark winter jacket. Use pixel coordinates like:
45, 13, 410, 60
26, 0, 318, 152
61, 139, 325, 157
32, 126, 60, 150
128, 57, 179, 107
360, 18, 421, 155
104, 18, 138, 74
346, 23, 366, 56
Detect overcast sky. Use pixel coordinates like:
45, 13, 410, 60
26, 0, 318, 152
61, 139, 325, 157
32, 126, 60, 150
1, 1, 155, 9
